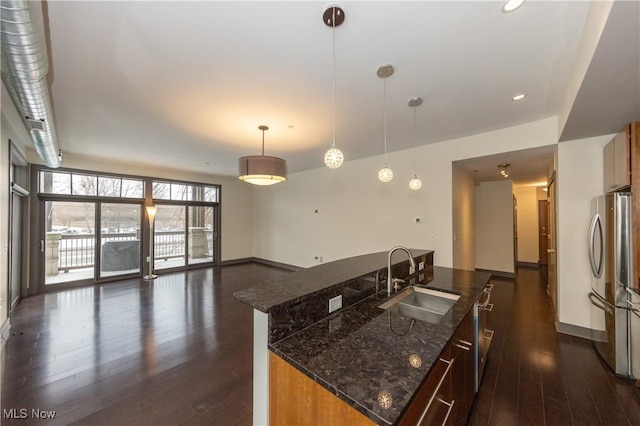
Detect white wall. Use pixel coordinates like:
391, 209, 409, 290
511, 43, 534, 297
30, 154, 254, 262
254, 117, 558, 268
515, 186, 540, 264
556, 134, 611, 329
475, 180, 515, 274
452, 163, 475, 271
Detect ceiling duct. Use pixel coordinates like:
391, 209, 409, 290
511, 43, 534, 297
1, 0, 61, 168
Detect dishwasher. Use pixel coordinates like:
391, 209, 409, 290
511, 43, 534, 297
475, 283, 494, 392
628, 289, 640, 384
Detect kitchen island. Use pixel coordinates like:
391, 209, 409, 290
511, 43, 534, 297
234, 250, 491, 425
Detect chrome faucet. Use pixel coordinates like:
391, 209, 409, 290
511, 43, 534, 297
387, 246, 416, 296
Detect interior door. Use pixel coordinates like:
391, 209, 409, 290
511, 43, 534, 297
513, 195, 518, 270
538, 199, 549, 265
547, 179, 558, 319
10, 192, 23, 309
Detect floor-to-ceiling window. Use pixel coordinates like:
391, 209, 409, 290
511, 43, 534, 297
34, 167, 220, 291
151, 180, 219, 272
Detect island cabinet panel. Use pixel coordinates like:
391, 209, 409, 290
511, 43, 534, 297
398, 346, 453, 426
269, 352, 376, 426
449, 308, 476, 426
398, 306, 476, 426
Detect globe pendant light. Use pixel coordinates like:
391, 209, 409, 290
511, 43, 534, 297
238, 125, 287, 186
408, 97, 423, 191
323, 6, 344, 169
377, 64, 394, 183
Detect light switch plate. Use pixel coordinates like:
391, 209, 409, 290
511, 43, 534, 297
419, 261, 425, 271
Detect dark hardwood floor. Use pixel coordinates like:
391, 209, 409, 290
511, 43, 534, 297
2, 264, 639, 425
468, 267, 640, 426
1, 264, 290, 425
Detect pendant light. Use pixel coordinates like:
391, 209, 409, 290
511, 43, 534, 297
377, 64, 394, 183
498, 163, 510, 178
323, 6, 345, 169
408, 97, 423, 191
238, 125, 287, 186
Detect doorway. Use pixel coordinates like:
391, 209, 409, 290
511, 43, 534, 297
8, 142, 29, 315
10, 190, 27, 310
538, 199, 549, 265
547, 176, 558, 320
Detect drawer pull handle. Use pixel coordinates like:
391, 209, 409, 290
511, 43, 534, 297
418, 358, 454, 425
454, 343, 470, 351
484, 329, 494, 340
482, 303, 494, 312
436, 397, 455, 425
627, 300, 640, 319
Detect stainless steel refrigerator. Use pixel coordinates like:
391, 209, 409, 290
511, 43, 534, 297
588, 192, 632, 377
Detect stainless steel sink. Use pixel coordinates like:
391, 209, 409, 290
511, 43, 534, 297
379, 286, 460, 324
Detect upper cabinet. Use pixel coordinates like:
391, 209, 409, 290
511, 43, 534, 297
604, 126, 632, 193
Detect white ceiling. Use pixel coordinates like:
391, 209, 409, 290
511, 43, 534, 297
41, 1, 638, 180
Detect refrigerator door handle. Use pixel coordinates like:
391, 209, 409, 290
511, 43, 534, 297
589, 292, 614, 315
588, 214, 603, 279
627, 300, 640, 319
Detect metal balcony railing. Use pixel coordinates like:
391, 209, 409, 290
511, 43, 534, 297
56, 230, 213, 272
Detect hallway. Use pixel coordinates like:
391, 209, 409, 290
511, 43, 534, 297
469, 267, 640, 425
2, 264, 639, 425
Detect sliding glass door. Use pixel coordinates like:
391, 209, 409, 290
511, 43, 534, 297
188, 206, 214, 265
99, 203, 142, 278
44, 201, 142, 284
154, 205, 186, 270
45, 201, 96, 285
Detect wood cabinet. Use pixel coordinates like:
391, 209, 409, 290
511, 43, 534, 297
604, 127, 632, 193
269, 352, 376, 426
399, 307, 476, 426
398, 345, 453, 426
450, 309, 476, 426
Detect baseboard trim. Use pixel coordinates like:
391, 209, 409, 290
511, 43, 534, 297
475, 268, 516, 279
516, 261, 539, 269
251, 257, 303, 272
220, 257, 254, 266
556, 321, 593, 340
220, 257, 302, 272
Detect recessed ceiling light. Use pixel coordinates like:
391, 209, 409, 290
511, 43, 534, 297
502, 0, 526, 13
512, 94, 527, 101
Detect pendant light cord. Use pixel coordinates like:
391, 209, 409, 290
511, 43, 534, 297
383, 77, 388, 165
331, 7, 337, 148
261, 129, 265, 156
412, 106, 417, 174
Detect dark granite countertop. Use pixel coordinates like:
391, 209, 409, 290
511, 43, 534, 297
234, 250, 432, 313
269, 266, 491, 425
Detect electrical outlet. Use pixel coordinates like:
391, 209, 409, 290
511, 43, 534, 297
329, 295, 343, 313
419, 261, 425, 271
314, 256, 323, 263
